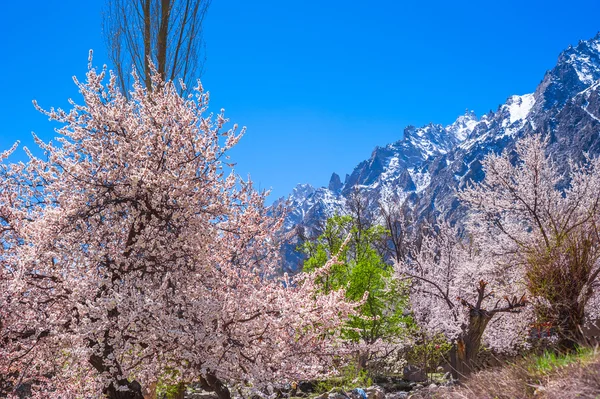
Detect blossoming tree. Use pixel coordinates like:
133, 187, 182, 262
458, 135, 600, 348
395, 221, 528, 377
0, 58, 357, 398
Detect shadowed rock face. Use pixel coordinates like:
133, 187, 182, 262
277, 33, 600, 273
328, 172, 343, 194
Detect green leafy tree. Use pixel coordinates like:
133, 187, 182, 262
302, 215, 412, 370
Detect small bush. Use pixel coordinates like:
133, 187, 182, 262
313, 362, 373, 394
405, 332, 452, 379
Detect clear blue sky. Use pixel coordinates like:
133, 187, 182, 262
1, 1, 600, 201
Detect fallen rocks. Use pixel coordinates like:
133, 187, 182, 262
364, 386, 385, 399
385, 393, 409, 399
402, 365, 426, 383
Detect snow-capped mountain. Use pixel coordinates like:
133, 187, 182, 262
278, 33, 600, 273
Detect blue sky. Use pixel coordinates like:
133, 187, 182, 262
1, 1, 600, 201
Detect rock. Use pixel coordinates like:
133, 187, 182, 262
183, 384, 218, 399
328, 173, 343, 193
385, 393, 408, 399
373, 376, 390, 384
427, 383, 437, 389
442, 379, 457, 387
349, 388, 368, 399
186, 394, 218, 399
375, 377, 412, 393
297, 381, 316, 394
403, 365, 426, 382
364, 386, 385, 399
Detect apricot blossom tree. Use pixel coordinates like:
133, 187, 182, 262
458, 135, 600, 347
395, 221, 528, 377
0, 58, 357, 398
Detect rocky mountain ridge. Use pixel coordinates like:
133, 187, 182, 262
277, 33, 600, 273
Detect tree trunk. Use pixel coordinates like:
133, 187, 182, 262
143, 0, 152, 91
104, 380, 145, 399
356, 349, 369, 375
157, 0, 171, 79
89, 339, 145, 399
143, 382, 157, 399
199, 372, 231, 399
450, 310, 491, 379
173, 383, 186, 399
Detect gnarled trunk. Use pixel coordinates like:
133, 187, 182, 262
88, 336, 145, 399
199, 371, 231, 399
450, 310, 492, 379
104, 380, 145, 399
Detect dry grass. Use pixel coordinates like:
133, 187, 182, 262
410, 347, 600, 399
543, 356, 600, 399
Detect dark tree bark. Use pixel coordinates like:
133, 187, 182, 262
89, 351, 145, 399
378, 194, 413, 263
88, 329, 145, 399
199, 372, 231, 399
104, 381, 145, 399
444, 281, 526, 379
450, 309, 493, 378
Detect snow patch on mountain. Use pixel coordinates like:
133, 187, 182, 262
577, 81, 600, 122
408, 168, 431, 193
380, 156, 400, 182
291, 183, 316, 201
564, 37, 600, 85
406, 125, 449, 158
504, 94, 535, 125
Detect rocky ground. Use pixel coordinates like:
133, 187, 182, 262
185, 349, 600, 399
184, 376, 456, 399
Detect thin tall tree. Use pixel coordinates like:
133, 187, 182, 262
103, 0, 211, 95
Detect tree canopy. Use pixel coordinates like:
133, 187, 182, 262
0, 61, 357, 399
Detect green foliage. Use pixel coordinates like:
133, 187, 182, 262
302, 215, 354, 293
157, 384, 185, 399
301, 215, 412, 345
313, 362, 373, 394
155, 368, 185, 399
406, 331, 452, 377
526, 346, 595, 376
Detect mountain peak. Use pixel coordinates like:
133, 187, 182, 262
446, 110, 478, 141
291, 183, 315, 200
545, 34, 600, 106
328, 173, 343, 193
